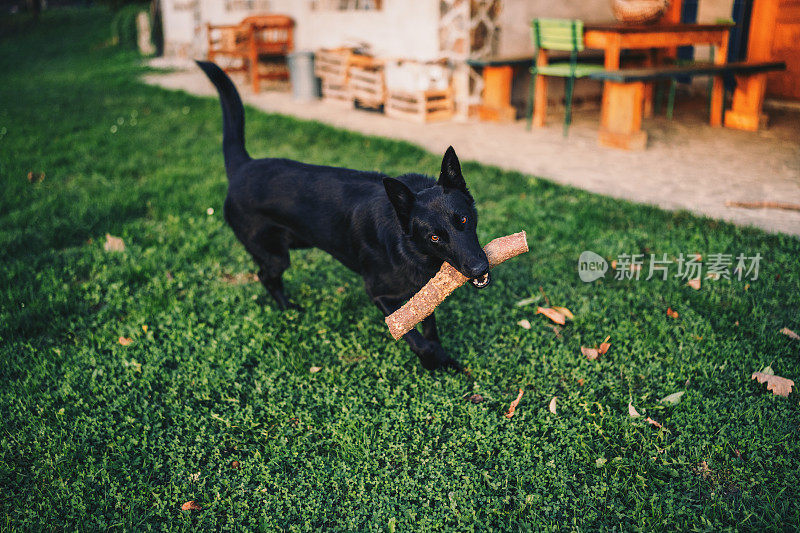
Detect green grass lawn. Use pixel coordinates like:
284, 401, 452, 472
1, 7, 799, 531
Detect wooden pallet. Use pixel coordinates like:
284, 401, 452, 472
314, 48, 375, 85
385, 88, 454, 123
321, 78, 351, 105
349, 66, 385, 109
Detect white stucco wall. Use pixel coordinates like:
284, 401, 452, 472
161, 0, 440, 61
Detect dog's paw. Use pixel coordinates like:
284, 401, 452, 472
419, 345, 462, 372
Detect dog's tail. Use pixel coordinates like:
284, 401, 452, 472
195, 60, 251, 174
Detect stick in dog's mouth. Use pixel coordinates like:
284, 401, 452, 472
470, 272, 491, 289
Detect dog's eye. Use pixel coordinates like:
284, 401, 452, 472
460, 216, 468, 225
430, 234, 440, 243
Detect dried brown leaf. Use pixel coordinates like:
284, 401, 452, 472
118, 336, 132, 346
504, 389, 524, 419
687, 278, 701, 290
548, 396, 557, 414
779, 327, 800, 341
181, 500, 202, 511
537, 307, 566, 325
628, 402, 641, 418
104, 233, 125, 252
467, 394, 484, 404
517, 319, 531, 330
667, 307, 679, 319
598, 336, 611, 355
581, 346, 599, 361
645, 417, 663, 429
309, 366, 322, 373
551, 306, 574, 320
751, 371, 795, 397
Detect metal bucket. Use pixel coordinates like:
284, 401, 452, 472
287, 51, 320, 101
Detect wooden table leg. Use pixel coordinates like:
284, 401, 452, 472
478, 65, 516, 122
723, 0, 780, 131
599, 81, 648, 150
724, 74, 769, 130
709, 37, 728, 126
532, 50, 549, 127
642, 48, 656, 118
598, 41, 647, 149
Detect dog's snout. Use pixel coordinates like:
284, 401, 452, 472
465, 260, 490, 279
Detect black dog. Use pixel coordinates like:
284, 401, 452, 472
197, 61, 491, 370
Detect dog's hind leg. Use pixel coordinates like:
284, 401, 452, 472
226, 210, 300, 310
249, 228, 302, 311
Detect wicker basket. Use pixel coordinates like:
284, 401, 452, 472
611, 0, 669, 24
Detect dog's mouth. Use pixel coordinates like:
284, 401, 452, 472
470, 272, 492, 289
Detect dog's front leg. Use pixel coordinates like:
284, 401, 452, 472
373, 296, 459, 371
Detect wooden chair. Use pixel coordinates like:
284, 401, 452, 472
207, 14, 294, 93
525, 18, 605, 136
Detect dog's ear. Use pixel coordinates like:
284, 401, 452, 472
438, 146, 468, 193
383, 177, 415, 232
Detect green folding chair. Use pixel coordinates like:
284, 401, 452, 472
525, 18, 605, 137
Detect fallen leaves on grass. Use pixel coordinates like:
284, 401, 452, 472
584, 336, 611, 361
667, 307, 679, 319
104, 233, 125, 252
309, 366, 322, 373
628, 402, 641, 418
751, 371, 795, 397
181, 501, 202, 511
581, 346, 599, 361
779, 327, 800, 341
548, 396, 557, 414
659, 391, 685, 405
598, 337, 611, 355
645, 417, 663, 429
537, 307, 566, 325
582, 336, 610, 361
517, 319, 531, 330
118, 336, 132, 346
504, 389, 524, 419
687, 278, 701, 290
467, 394, 484, 404
551, 307, 574, 320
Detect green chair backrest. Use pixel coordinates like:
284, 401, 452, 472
531, 18, 584, 52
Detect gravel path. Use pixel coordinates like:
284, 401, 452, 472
144, 66, 800, 237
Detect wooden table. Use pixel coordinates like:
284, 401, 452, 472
466, 55, 534, 122
582, 23, 733, 149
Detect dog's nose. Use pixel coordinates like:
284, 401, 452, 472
464, 260, 490, 279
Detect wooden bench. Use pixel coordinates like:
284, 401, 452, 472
207, 15, 294, 93
586, 60, 786, 149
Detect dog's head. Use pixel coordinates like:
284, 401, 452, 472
384, 147, 491, 289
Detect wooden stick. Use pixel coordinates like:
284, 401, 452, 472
725, 200, 800, 212
385, 231, 528, 340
